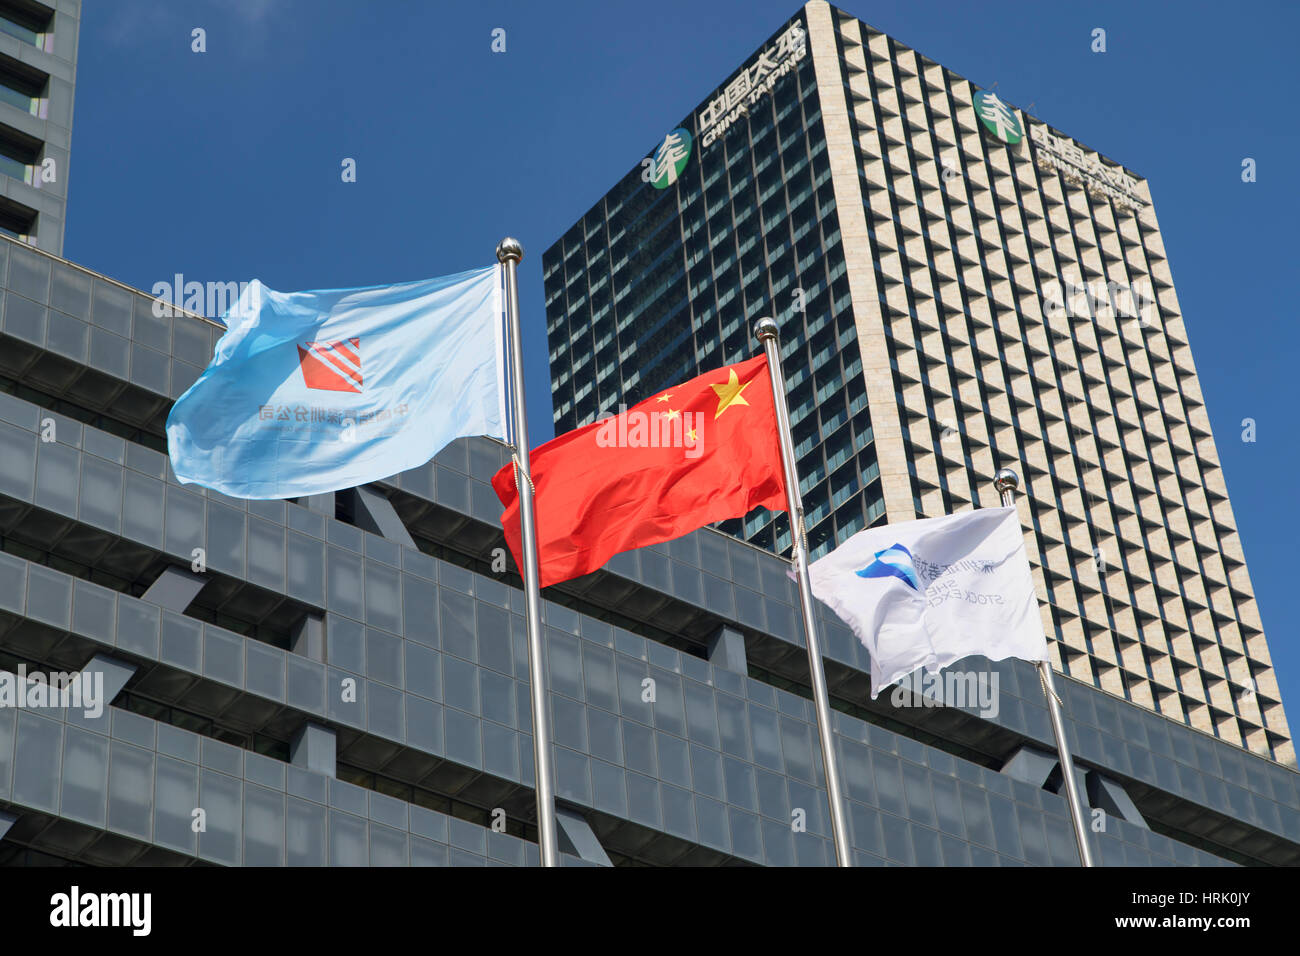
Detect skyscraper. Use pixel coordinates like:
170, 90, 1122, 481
0, 0, 77, 254
544, 1, 1292, 765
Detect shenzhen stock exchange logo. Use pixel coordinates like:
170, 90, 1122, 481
855, 543, 921, 590
645, 127, 693, 189
973, 90, 1023, 145
298, 338, 363, 393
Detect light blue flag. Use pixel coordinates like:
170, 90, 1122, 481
166, 265, 506, 499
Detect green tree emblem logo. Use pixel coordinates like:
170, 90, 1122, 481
650, 128, 693, 189
974, 91, 1023, 144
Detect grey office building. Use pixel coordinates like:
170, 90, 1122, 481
0, 2, 1296, 867
0, 231, 1297, 866
0, 0, 76, 254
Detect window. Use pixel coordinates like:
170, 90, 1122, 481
0, 124, 38, 182
0, 194, 36, 241
0, 50, 47, 116
0, 0, 53, 52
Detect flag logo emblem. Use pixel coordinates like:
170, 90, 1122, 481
297, 338, 362, 393
855, 543, 920, 590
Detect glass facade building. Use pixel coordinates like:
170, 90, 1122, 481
0, 237, 1296, 868
546, 14, 878, 562
545, 1, 1293, 767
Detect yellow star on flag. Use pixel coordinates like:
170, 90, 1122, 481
656, 393, 673, 403
710, 368, 752, 419
687, 427, 698, 441
663, 408, 680, 421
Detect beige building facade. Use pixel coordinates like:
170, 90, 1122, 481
802, 1, 1290, 764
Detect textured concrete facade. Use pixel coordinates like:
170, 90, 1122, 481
544, 1, 1292, 766
0, 0, 77, 255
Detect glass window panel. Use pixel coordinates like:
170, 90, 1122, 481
0, 422, 35, 501
482, 719, 517, 780
245, 641, 286, 701
480, 668, 514, 726
581, 645, 617, 713
369, 822, 407, 866
153, 756, 199, 855
247, 517, 286, 593
442, 656, 478, 714
286, 530, 325, 606
364, 560, 401, 634
25, 563, 70, 629
548, 630, 583, 699
723, 756, 756, 811
402, 573, 439, 649
443, 707, 481, 768
203, 500, 246, 577
326, 614, 365, 675
12, 712, 61, 810
122, 470, 164, 549
286, 797, 327, 866
115, 598, 160, 659
327, 547, 363, 619
438, 589, 476, 661
365, 627, 402, 686
160, 611, 202, 672
328, 810, 367, 866
197, 768, 241, 864
367, 681, 403, 740
203, 627, 243, 686
107, 741, 154, 841
91, 279, 132, 335
33, 439, 78, 515
243, 784, 285, 866
78, 453, 123, 531
405, 641, 440, 702
89, 328, 129, 378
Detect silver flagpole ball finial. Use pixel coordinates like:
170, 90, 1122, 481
496, 238, 523, 264
753, 317, 779, 342
993, 468, 1019, 494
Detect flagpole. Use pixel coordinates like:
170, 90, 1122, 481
754, 318, 853, 868
994, 468, 1095, 867
497, 238, 560, 868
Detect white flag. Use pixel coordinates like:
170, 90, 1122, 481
806, 507, 1047, 697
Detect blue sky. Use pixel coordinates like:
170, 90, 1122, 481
67, 1, 1299, 738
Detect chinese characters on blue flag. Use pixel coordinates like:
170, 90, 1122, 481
166, 265, 505, 499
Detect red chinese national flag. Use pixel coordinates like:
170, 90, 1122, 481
492, 355, 787, 588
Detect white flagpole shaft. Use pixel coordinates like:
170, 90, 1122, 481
994, 469, 1095, 867
497, 238, 560, 868
754, 318, 853, 868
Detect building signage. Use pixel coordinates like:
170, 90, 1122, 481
697, 21, 807, 148
649, 127, 693, 189
1030, 125, 1148, 210
973, 90, 1023, 145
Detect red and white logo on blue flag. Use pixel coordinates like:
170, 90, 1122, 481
297, 338, 362, 392
167, 266, 505, 499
